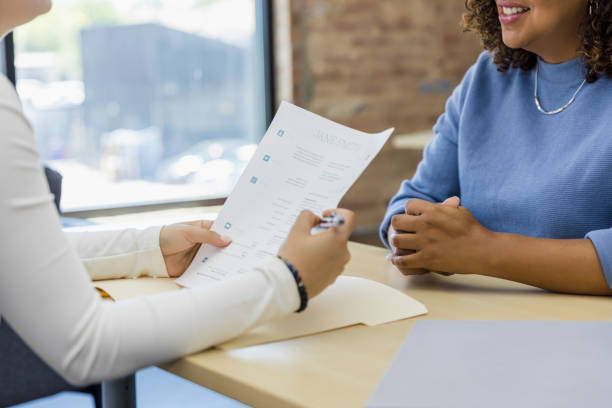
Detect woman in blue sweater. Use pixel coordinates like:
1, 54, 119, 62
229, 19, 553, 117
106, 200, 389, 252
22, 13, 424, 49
381, 0, 612, 295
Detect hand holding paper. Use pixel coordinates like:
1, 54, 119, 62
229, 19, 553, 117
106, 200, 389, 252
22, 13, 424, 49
278, 208, 354, 298
160, 220, 232, 278
177, 102, 394, 288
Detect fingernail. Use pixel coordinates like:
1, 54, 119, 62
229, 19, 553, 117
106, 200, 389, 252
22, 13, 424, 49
220, 235, 232, 244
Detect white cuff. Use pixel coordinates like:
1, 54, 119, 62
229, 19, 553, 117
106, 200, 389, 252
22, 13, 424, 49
79, 226, 169, 280
261, 256, 300, 314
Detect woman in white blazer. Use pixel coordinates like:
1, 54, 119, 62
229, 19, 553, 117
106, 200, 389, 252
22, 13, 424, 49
0, 1, 355, 405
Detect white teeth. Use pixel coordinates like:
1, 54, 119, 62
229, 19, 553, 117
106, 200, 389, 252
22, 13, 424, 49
502, 6, 528, 15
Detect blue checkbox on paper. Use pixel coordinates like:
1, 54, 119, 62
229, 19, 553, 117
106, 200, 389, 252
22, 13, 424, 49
263, 155, 271, 162
277, 129, 285, 137
224, 222, 232, 230
250, 177, 258, 184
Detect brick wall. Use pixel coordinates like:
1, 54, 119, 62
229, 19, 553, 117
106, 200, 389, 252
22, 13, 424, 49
273, 0, 482, 231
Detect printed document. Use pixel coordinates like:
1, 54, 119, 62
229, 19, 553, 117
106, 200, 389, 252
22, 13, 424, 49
177, 102, 393, 288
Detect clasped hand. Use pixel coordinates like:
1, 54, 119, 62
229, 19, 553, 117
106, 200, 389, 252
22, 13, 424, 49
388, 197, 493, 276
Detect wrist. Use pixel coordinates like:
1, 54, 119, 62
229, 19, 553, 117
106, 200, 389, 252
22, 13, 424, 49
474, 230, 505, 277
277, 256, 309, 313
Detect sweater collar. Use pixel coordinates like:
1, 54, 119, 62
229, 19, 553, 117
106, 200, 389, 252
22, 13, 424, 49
537, 56, 586, 84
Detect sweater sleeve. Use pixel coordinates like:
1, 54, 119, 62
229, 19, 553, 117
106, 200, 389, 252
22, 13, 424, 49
64, 228, 169, 280
584, 230, 612, 288
0, 74, 299, 386
379, 66, 475, 249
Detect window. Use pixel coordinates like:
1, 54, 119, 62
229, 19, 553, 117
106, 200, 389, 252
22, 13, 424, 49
1, 38, 6, 75
13, 0, 273, 213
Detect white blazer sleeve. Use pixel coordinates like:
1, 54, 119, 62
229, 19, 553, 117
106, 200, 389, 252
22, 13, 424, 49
0, 74, 299, 386
64, 228, 169, 280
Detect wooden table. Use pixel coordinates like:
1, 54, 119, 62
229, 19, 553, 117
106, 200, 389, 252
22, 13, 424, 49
155, 242, 612, 408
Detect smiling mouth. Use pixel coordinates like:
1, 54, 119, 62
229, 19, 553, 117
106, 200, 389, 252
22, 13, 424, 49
497, 4, 530, 24
499, 6, 530, 16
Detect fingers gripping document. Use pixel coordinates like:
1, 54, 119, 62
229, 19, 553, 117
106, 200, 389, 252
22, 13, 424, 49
177, 102, 394, 288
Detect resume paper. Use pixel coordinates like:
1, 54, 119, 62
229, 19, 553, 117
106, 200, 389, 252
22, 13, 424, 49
177, 102, 393, 288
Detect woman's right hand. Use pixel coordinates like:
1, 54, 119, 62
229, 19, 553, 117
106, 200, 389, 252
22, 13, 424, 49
278, 209, 355, 299
388, 196, 460, 276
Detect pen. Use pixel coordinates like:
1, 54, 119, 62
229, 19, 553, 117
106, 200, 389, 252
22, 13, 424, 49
317, 212, 345, 229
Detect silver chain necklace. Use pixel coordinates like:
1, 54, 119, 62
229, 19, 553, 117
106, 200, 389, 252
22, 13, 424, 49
534, 61, 587, 115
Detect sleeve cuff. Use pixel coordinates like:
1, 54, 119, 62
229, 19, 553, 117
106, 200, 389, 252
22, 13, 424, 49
262, 256, 300, 314
379, 202, 406, 251
81, 226, 169, 280
139, 226, 169, 278
585, 229, 612, 289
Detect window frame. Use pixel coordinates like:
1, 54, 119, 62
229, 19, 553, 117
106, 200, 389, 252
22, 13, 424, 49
0, 36, 5, 75
2, 33, 16, 84
6, 0, 276, 218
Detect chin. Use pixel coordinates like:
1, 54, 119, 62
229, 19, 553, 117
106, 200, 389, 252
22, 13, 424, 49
38, 0, 52, 14
501, 32, 524, 50
28, 0, 52, 17
25, 0, 53, 22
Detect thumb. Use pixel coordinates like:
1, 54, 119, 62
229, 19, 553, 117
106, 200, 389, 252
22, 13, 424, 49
441, 196, 460, 208
185, 226, 232, 248
290, 210, 320, 235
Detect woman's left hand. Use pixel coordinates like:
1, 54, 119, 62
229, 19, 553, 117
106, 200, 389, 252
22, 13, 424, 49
160, 220, 232, 277
388, 199, 495, 275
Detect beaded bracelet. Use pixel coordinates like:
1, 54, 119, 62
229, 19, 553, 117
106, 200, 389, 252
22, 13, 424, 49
277, 256, 309, 313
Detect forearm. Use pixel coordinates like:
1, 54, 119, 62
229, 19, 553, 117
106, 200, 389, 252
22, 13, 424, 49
480, 233, 612, 295
65, 227, 168, 280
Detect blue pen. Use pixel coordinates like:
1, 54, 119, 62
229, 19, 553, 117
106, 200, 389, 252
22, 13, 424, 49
318, 212, 345, 229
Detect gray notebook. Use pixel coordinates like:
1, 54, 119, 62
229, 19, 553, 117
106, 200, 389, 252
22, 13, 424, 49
367, 320, 612, 408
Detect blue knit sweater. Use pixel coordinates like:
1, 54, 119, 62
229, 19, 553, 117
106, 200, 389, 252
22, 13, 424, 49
380, 52, 612, 288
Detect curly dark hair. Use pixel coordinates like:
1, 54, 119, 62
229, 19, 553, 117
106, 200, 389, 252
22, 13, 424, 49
461, 0, 612, 82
